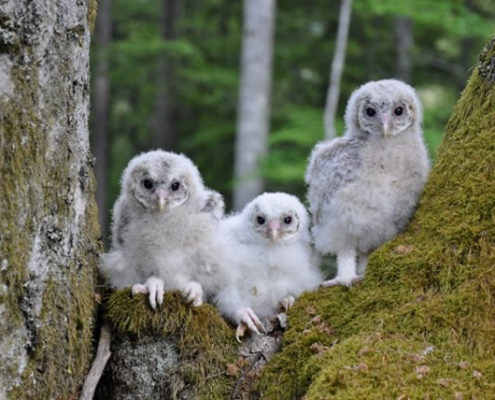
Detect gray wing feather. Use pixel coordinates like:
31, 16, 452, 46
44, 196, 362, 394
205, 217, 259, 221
305, 137, 364, 224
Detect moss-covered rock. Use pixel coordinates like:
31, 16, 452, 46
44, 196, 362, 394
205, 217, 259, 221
257, 36, 495, 399
97, 289, 239, 399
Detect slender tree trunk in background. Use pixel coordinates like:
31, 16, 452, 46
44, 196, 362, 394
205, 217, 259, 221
92, 0, 113, 246
324, 0, 352, 140
394, 15, 413, 83
152, 0, 181, 151
233, 0, 276, 210
0, 0, 100, 399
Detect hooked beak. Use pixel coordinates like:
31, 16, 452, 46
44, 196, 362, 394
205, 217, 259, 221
380, 114, 390, 136
267, 220, 281, 241
156, 189, 167, 212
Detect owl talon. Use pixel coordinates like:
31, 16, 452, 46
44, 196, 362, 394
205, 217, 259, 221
235, 307, 265, 341
131, 283, 148, 295
321, 275, 363, 288
132, 276, 164, 310
281, 295, 296, 311
183, 281, 203, 307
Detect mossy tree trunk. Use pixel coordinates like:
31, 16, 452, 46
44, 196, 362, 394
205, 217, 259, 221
0, 1, 100, 399
256, 36, 495, 399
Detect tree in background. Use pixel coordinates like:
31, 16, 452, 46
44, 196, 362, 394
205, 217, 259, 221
152, 0, 182, 150
323, 0, 353, 140
0, 0, 100, 398
233, 0, 277, 210
92, 0, 113, 244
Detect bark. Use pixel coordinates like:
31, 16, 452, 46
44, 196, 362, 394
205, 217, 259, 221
394, 15, 413, 83
92, 0, 112, 245
233, 0, 276, 210
0, 0, 100, 399
152, 0, 181, 151
323, 0, 352, 140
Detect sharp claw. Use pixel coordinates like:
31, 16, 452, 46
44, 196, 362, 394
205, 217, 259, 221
236, 323, 248, 343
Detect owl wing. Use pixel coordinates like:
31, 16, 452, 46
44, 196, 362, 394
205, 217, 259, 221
110, 196, 132, 248
305, 137, 363, 224
201, 189, 225, 220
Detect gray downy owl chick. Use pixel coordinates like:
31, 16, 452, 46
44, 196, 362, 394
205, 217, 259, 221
214, 192, 322, 341
306, 79, 430, 287
100, 150, 225, 309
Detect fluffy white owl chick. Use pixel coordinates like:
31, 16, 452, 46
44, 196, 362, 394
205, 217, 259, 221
306, 79, 430, 287
100, 150, 225, 309
214, 192, 322, 341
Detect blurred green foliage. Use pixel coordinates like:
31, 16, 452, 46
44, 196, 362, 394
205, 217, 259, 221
91, 0, 495, 216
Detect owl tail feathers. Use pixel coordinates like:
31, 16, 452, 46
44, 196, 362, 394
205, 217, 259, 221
99, 250, 139, 289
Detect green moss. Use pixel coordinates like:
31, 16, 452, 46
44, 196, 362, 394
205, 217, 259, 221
88, 0, 98, 32
105, 289, 238, 398
257, 36, 495, 399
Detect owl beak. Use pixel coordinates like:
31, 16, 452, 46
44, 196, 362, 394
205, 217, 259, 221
156, 189, 167, 212
380, 114, 390, 136
267, 220, 281, 241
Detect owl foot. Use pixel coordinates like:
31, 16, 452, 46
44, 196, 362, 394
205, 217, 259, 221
131, 276, 164, 310
235, 307, 265, 342
320, 275, 363, 288
183, 281, 203, 307
280, 296, 296, 311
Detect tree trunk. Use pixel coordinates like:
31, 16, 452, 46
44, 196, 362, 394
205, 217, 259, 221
257, 36, 495, 399
0, 1, 100, 399
152, 0, 181, 151
323, 0, 352, 140
394, 15, 413, 82
92, 0, 112, 245
233, 0, 276, 210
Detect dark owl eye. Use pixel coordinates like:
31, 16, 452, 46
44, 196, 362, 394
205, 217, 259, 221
142, 179, 153, 190
283, 216, 292, 225
366, 107, 376, 117
256, 216, 266, 225
394, 106, 404, 116
170, 181, 180, 191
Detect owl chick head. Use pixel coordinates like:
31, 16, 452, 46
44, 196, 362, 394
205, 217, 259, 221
244, 192, 309, 243
345, 79, 422, 138
122, 150, 205, 213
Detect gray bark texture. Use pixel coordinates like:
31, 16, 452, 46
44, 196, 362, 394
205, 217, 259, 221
233, 0, 276, 210
0, 0, 100, 399
92, 0, 112, 245
324, 0, 352, 140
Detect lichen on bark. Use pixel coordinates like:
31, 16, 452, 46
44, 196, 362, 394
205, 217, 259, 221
256, 36, 495, 399
0, 0, 100, 398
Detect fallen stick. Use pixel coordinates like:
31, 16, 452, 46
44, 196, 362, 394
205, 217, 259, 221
79, 323, 112, 400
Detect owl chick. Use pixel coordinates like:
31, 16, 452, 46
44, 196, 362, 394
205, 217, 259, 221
306, 79, 430, 287
214, 192, 322, 341
100, 150, 225, 309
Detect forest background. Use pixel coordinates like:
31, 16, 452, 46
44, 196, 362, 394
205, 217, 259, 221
90, 0, 495, 243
